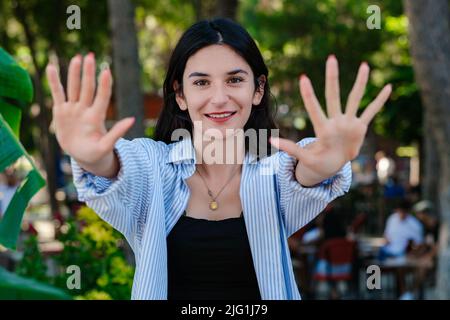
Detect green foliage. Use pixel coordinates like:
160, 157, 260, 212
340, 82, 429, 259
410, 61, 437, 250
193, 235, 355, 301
15, 235, 49, 283
0, 0, 111, 153
135, 0, 196, 92
370, 14, 423, 144
15, 206, 134, 300
52, 206, 134, 300
2, 0, 422, 146
239, 0, 422, 144
145, 125, 155, 138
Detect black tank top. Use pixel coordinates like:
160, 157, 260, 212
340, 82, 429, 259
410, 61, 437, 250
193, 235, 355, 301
167, 211, 261, 300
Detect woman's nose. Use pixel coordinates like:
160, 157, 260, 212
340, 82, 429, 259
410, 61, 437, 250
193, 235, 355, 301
210, 84, 230, 105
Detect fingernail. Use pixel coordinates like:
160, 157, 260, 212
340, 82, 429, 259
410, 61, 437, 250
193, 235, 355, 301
100, 62, 110, 71
269, 136, 280, 146
328, 54, 336, 59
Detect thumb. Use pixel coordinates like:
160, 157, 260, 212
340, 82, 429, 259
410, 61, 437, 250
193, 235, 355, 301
269, 137, 305, 160
100, 117, 135, 149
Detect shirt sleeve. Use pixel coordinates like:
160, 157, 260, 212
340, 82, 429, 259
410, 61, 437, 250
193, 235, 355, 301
384, 214, 395, 241
276, 137, 352, 237
412, 219, 424, 245
70, 138, 162, 251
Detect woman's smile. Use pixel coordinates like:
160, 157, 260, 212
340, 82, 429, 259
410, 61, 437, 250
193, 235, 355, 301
204, 111, 238, 123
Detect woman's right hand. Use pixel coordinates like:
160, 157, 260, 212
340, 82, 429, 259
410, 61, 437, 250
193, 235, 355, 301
46, 53, 135, 177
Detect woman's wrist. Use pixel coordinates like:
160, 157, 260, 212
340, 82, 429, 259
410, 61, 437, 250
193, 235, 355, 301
294, 160, 334, 187
75, 151, 120, 179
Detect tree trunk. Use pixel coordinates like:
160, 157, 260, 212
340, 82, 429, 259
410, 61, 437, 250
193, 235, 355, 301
192, 0, 216, 21
107, 0, 145, 139
403, 0, 450, 299
216, 0, 238, 20
422, 107, 440, 209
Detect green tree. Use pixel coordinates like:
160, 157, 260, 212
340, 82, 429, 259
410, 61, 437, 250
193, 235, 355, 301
2, 0, 111, 217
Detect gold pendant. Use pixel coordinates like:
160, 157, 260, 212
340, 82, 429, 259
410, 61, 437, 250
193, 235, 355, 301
210, 201, 218, 210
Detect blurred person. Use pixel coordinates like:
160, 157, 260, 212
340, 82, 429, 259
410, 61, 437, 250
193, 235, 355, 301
0, 168, 20, 218
383, 175, 405, 199
322, 204, 348, 240
379, 199, 424, 261
408, 200, 439, 299
375, 151, 395, 185
313, 205, 357, 299
413, 200, 438, 244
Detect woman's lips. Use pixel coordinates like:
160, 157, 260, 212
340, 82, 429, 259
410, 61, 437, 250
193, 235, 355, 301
205, 111, 237, 123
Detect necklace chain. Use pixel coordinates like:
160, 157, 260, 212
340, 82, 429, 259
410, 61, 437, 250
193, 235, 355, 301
196, 165, 241, 210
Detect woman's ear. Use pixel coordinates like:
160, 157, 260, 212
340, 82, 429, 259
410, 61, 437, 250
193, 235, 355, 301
173, 80, 187, 111
252, 75, 266, 106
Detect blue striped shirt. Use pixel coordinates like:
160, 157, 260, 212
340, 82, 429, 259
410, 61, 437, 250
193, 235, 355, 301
71, 136, 352, 300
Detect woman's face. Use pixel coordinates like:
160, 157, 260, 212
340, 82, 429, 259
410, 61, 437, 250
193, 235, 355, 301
175, 44, 265, 139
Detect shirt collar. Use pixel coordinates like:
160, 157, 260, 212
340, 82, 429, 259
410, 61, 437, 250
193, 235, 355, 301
166, 136, 197, 164
166, 136, 258, 165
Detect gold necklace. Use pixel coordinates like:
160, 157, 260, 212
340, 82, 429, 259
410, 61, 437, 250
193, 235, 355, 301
196, 165, 241, 211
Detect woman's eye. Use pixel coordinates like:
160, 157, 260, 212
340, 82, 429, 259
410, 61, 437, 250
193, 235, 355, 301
193, 79, 209, 86
228, 77, 244, 84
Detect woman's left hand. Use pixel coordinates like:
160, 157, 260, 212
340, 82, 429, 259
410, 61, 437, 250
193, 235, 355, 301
269, 55, 392, 186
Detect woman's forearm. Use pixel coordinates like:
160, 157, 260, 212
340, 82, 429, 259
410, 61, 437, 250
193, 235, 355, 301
75, 150, 120, 179
294, 160, 337, 187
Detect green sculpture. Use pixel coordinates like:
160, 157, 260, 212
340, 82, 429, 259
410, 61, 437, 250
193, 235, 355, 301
0, 47, 46, 249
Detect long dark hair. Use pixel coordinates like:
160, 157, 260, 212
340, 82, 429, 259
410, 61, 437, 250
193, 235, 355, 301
154, 18, 279, 160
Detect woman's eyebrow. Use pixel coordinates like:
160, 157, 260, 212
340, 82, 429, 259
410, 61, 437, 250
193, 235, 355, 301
188, 72, 209, 78
188, 69, 249, 78
227, 69, 249, 75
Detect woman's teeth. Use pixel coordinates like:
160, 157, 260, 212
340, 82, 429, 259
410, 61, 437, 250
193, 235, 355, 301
207, 112, 235, 118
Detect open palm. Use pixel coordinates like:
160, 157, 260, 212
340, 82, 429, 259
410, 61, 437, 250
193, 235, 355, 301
269, 55, 392, 181
46, 53, 135, 167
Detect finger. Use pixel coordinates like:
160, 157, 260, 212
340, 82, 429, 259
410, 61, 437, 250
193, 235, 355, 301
67, 54, 82, 102
345, 62, 370, 116
360, 84, 392, 125
269, 137, 305, 160
46, 64, 66, 105
92, 66, 112, 116
100, 117, 135, 150
299, 75, 327, 129
325, 55, 342, 118
79, 52, 96, 107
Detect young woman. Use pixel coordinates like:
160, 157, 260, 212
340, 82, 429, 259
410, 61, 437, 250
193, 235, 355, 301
46, 18, 391, 300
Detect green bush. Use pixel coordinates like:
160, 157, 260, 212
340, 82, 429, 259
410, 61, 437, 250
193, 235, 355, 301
15, 235, 49, 283
16, 205, 135, 300
53, 206, 135, 299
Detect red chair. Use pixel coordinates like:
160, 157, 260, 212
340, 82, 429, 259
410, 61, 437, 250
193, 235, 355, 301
313, 238, 357, 299
314, 238, 356, 281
